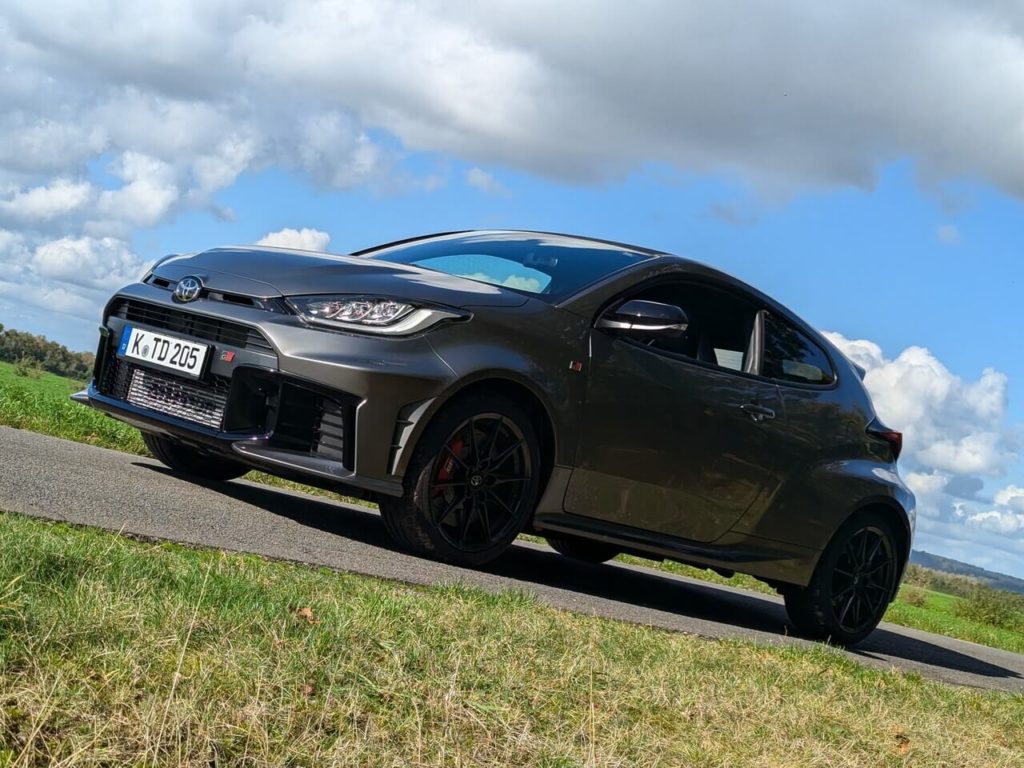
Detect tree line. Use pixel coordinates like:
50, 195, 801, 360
0, 323, 95, 381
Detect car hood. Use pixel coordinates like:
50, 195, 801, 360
152, 246, 530, 308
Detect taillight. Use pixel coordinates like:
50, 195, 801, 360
867, 420, 902, 461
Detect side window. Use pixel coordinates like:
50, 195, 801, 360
625, 281, 756, 373
762, 313, 835, 385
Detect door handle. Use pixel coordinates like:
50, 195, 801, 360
740, 403, 776, 423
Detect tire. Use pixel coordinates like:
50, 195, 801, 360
379, 394, 542, 567
141, 432, 248, 482
784, 512, 901, 646
545, 533, 619, 564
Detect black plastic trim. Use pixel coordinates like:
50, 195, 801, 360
533, 513, 792, 565
77, 383, 397, 498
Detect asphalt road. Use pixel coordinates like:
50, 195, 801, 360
1, 426, 1022, 694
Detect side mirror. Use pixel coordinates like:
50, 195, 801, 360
596, 299, 689, 338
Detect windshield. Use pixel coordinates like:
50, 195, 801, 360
360, 232, 655, 302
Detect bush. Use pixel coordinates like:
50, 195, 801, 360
898, 585, 927, 607
902, 563, 978, 598
954, 585, 1024, 631
14, 357, 43, 379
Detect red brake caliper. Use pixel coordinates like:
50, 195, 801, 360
435, 437, 464, 495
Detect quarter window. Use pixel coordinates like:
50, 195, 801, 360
762, 313, 835, 385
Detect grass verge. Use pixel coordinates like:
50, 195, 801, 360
0, 511, 1022, 767
3, 360, 1024, 656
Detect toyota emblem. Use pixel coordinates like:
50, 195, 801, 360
173, 276, 203, 303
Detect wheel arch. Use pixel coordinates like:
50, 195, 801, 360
392, 373, 558, 497
840, 497, 914, 586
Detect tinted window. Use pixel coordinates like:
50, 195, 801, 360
763, 313, 835, 385
362, 233, 652, 302
627, 282, 756, 373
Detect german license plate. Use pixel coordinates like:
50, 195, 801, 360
118, 326, 209, 379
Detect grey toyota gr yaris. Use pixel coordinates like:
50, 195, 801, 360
74, 230, 915, 645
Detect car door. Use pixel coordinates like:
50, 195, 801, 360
563, 280, 785, 543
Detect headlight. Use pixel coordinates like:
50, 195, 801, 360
287, 295, 465, 335
301, 297, 414, 325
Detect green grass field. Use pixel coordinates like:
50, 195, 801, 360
0, 362, 144, 453
0, 512, 1021, 767
2, 360, 1024, 657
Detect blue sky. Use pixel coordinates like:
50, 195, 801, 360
1, 1, 1023, 575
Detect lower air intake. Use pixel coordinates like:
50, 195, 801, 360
126, 366, 229, 430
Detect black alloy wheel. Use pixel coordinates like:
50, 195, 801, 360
380, 394, 542, 566
428, 413, 532, 552
785, 512, 900, 646
829, 525, 897, 635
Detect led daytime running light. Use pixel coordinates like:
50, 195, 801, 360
305, 298, 413, 326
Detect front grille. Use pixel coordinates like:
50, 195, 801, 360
144, 276, 292, 314
100, 356, 230, 430
109, 299, 275, 353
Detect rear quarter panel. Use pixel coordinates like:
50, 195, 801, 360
730, 364, 915, 560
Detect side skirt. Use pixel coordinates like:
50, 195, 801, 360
532, 512, 817, 587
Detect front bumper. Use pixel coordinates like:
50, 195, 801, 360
77, 375, 402, 498
77, 283, 458, 498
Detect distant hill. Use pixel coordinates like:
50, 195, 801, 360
911, 550, 1024, 595
0, 323, 94, 381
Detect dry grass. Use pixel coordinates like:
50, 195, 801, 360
0, 512, 1022, 767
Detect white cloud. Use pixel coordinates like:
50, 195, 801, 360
189, 135, 258, 202
465, 167, 508, 196
826, 334, 1012, 478
967, 509, 1024, 534
0, 178, 93, 221
905, 470, 952, 520
256, 227, 331, 251
0, 229, 30, 262
0, 278, 103, 320
95, 152, 180, 231
827, 331, 1024, 572
290, 113, 384, 189
34, 236, 145, 291
994, 485, 1024, 512
0, 230, 145, 324
1, 1, 1024, 196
